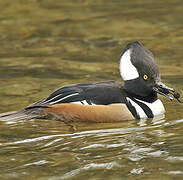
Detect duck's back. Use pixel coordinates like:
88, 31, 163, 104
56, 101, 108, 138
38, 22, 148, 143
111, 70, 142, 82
37, 80, 127, 106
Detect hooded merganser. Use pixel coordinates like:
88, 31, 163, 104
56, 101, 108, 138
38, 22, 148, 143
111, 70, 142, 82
0, 41, 181, 122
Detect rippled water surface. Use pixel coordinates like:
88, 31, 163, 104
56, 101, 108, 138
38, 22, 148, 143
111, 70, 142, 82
0, 0, 183, 179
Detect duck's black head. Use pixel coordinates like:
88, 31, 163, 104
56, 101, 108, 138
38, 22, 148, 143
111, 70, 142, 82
119, 41, 175, 102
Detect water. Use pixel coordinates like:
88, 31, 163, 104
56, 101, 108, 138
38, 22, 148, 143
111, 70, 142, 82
0, 0, 183, 179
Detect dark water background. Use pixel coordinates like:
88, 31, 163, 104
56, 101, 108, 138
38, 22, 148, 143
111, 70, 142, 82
0, 0, 183, 179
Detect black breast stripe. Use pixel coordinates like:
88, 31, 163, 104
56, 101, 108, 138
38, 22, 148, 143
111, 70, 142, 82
126, 100, 140, 119
132, 97, 154, 118
126, 97, 154, 119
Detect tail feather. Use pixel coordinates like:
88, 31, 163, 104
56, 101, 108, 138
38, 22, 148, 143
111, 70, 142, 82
0, 106, 48, 122
0, 110, 37, 122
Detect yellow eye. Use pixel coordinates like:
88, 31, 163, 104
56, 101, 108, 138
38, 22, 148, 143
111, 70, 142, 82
143, 74, 148, 80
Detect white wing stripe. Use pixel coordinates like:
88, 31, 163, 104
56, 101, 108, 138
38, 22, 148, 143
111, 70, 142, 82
49, 93, 79, 105
43, 94, 63, 104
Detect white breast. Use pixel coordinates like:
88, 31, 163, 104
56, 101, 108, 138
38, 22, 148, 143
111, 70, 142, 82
141, 99, 165, 117
127, 97, 165, 119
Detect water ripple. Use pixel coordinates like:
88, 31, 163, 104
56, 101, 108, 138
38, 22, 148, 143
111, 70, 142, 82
61, 162, 122, 179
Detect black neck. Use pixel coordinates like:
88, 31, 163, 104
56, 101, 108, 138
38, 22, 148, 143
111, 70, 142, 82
125, 90, 158, 103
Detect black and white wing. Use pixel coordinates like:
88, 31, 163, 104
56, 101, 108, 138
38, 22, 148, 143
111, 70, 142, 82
39, 80, 125, 106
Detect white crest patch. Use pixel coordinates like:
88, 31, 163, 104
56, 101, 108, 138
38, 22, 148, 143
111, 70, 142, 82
119, 49, 139, 80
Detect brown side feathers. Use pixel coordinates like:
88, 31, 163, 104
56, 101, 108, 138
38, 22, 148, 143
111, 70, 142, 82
44, 103, 134, 123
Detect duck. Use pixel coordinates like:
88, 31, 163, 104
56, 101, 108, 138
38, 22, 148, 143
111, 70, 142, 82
0, 41, 181, 123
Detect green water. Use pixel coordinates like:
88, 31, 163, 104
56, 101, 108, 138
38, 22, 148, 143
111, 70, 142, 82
0, 0, 183, 179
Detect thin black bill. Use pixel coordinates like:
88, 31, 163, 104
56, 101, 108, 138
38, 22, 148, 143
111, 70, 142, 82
153, 82, 181, 102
